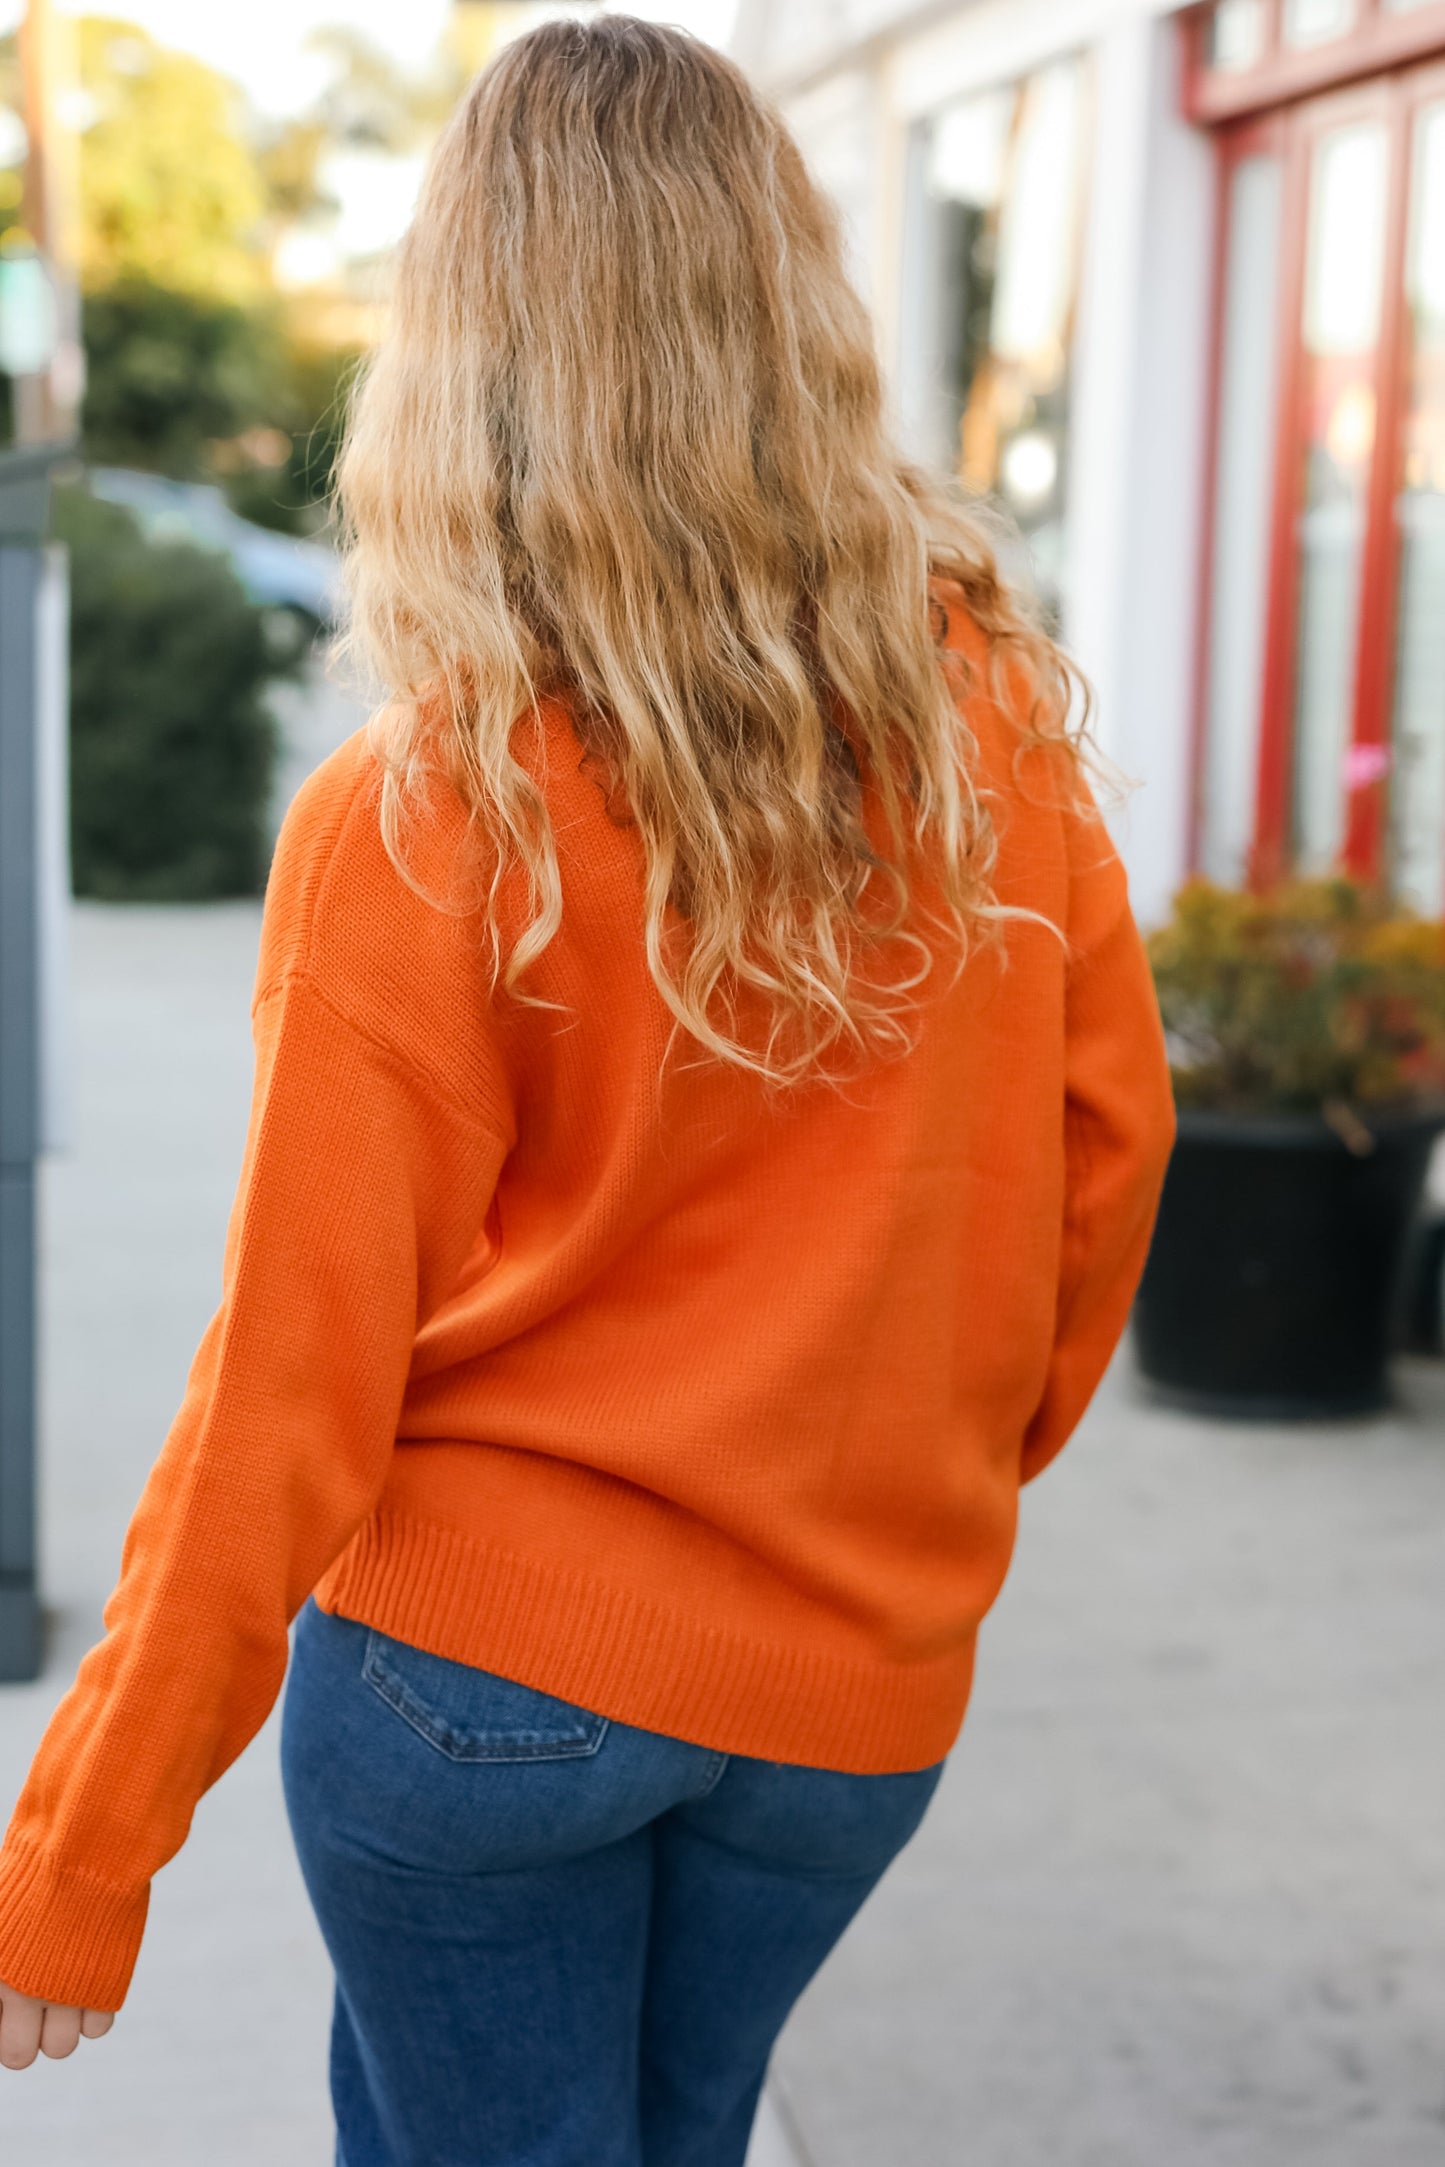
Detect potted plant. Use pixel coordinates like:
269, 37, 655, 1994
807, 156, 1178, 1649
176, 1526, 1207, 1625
1135, 877, 1445, 1418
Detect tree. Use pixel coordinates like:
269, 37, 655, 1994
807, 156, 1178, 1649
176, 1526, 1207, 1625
75, 17, 269, 302
0, 17, 434, 506
80, 278, 285, 477
252, 24, 462, 280
219, 333, 361, 537
59, 20, 373, 511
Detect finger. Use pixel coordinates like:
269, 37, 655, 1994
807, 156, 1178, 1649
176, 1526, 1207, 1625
80, 2008, 115, 2040
0, 1987, 44, 2071
39, 2004, 82, 2060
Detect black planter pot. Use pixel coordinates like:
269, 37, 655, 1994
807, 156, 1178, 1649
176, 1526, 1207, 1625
1401, 1210, 1445, 1354
1134, 1107, 1445, 1419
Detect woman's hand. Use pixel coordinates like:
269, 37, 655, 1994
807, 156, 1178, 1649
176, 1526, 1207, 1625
0, 1977, 114, 2069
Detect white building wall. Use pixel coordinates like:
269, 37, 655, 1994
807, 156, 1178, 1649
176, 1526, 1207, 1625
1065, 13, 1215, 924
748, 0, 1215, 923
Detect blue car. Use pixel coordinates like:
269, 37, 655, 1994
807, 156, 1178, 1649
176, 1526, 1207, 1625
86, 466, 346, 631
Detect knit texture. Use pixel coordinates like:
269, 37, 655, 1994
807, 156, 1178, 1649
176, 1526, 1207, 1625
0, 586, 1175, 2010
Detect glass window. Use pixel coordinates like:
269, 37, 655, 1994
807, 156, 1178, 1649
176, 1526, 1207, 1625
1202, 154, 1285, 885
1209, 0, 1269, 70
1200, 63, 1445, 901
1282, 0, 1357, 45
1381, 0, 1440, 12
1291, 120, 1388, 873
901, 60, 1087, 627
1389, 100, 1445, 914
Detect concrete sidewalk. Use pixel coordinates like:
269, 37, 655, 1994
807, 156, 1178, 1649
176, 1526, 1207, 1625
2, 898, 1443, 2166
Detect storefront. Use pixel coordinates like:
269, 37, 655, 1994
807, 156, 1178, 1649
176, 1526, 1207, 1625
737, 0, 1445, 923
896, 54, 1090, 631
1188, 0, 1445, 912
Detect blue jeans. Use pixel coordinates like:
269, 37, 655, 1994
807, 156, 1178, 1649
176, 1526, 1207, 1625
280, 1594, 945, 2167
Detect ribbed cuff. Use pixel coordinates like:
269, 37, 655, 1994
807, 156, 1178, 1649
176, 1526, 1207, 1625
0, 1831, 149, 2011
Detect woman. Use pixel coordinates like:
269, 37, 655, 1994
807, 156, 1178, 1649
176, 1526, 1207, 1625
0, 18, 1174, 2163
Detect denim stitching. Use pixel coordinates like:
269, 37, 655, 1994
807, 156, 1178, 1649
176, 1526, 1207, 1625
691, 1749, 730, 1799
361, 1629, 610, 1764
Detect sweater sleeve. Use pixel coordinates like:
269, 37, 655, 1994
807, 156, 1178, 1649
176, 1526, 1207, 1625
0, 803, 509, 2012
1019, 802, 1176, 1485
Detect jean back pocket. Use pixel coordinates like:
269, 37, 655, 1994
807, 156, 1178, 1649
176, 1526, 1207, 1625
362, 1628, 610, 1763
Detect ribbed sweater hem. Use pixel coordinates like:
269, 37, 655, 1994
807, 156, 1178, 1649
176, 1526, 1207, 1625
313, 1507, 975, 1776
0, 1829, 151, 2012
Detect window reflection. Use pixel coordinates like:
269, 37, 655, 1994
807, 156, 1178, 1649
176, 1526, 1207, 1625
905, 61, 1087, 627
1209, 0, 1268, 70
1390, 102, 1445, 914
1292, 121, 1387, 873
1282, 0, 1357, 46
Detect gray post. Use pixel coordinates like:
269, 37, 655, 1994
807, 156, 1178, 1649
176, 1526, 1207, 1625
0, 438, 75, 1683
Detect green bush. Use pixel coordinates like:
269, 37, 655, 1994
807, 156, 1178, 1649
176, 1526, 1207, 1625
218, 340, 361, 539
79, 277, 359, 540
1148, 877, 1445, 1115
80, 279, 284, 482
56, 484, 292, 900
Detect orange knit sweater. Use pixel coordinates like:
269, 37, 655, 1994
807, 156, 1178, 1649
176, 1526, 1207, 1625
0, 590, 1174, 2011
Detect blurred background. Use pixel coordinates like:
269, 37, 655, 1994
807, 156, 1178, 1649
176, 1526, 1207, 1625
1, 3, 1443, 2164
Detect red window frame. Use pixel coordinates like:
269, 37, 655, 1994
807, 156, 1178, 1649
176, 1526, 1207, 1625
1184, 0, 1445, 123
1188, 32, 1445, 889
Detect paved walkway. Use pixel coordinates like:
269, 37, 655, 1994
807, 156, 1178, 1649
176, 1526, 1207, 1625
2, 894, 1443, 2165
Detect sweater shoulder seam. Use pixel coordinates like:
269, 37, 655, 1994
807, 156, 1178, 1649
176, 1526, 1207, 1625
252, 966, 515, 1150
282, 729, 381, 961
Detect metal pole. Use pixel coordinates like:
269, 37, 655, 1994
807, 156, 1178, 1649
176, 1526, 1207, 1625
0, 438, 73, 1681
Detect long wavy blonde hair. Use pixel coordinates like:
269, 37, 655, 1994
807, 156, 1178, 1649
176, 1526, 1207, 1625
332, 15, 1089, 1088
